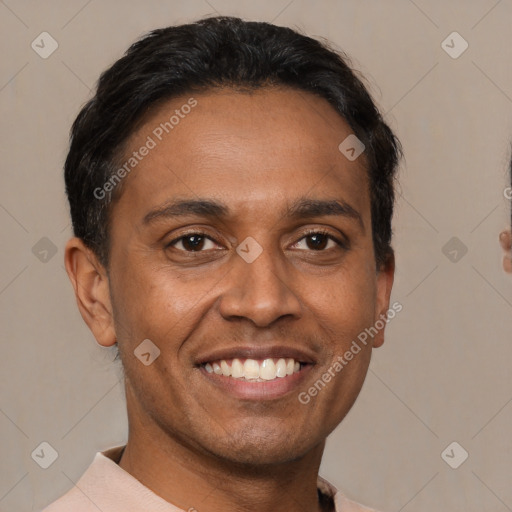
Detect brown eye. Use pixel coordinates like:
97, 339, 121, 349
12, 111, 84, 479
305, 233, 330, 250
168, 233, 219, 252
291, 231, 343, 251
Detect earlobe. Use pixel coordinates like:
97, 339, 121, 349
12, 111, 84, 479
64, 237, 117, 347
503, 254, 512, 274
373, 251, 395, 349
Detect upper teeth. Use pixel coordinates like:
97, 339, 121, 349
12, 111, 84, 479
204, 358, 301, 381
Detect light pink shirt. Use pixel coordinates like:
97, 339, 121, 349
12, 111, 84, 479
42, 445, 381, 512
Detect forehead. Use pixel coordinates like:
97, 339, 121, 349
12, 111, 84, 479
112, 86, 370, 223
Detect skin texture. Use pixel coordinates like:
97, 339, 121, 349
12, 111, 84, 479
500, 229, 512, 273
65, 87, 395, 512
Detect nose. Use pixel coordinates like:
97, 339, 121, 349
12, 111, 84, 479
218, 243, 303, 327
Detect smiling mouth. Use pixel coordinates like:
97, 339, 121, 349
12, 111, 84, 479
201, 357, 305, 382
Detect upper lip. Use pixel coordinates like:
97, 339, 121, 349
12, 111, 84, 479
195, 345, 317, 365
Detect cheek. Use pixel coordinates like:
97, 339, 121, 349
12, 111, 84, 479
110, 257, 220, 358
310, 267, 378, 339
308, 275, 376, 411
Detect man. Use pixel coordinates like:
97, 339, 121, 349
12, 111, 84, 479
44, 16, 401, 512
500, 230, 511, 272
500, 159, 511, 273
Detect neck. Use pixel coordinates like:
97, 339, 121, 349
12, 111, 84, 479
118, 397, 329, 512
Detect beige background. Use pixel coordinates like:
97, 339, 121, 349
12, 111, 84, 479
1, 1, 512, 511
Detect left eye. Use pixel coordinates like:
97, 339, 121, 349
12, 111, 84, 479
291, 232, 342, 251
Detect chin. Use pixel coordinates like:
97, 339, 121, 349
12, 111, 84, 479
205, 423, 318, 467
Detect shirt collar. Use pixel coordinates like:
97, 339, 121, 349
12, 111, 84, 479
62, 444, 377, 512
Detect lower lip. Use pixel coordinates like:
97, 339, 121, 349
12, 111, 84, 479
199, 364, 313, 400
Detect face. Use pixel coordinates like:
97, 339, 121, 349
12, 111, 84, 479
500, 230, 512, 273
72, 87, 394, 466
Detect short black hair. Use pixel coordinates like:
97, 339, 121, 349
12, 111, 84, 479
64, 15, 402, 269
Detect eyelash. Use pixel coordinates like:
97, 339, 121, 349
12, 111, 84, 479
166, 229, 347, 253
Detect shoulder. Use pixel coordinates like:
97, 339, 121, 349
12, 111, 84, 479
40, 446, 126, 512
40, 487, 96, 512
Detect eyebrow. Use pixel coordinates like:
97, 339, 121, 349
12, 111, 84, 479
285, 197, 364, 231
142, 196, 364, 231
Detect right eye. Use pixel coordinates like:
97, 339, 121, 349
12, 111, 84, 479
167, 233, 222, 252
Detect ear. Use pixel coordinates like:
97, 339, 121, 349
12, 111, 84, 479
372, 250, 395, 349
64, 237, 116, 347
499, 230, 512, 273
